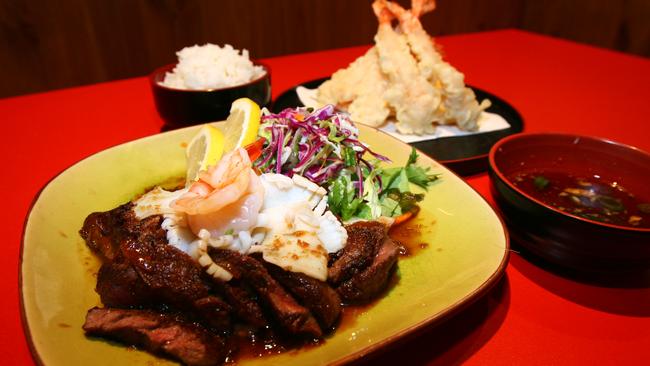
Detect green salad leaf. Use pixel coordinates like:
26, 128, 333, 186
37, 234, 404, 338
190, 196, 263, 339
257, 106, 438, 223
328, 173, 363, 221
327, 148, 439, 221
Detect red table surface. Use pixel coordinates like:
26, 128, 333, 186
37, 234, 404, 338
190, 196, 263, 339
2, 29, 649, 365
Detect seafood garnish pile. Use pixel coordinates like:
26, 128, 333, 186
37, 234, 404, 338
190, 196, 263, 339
135, 149, 346, 282
317, 0, 490, 135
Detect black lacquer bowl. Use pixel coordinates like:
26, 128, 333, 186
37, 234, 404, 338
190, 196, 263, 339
489, 132, 650, 271
151, 63, 271, 130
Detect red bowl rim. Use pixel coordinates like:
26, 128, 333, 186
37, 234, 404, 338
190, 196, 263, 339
149, 61, 270, 93
488, 132, 650, 233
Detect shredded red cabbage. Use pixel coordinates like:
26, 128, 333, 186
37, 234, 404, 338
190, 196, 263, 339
255, 105, 389, 195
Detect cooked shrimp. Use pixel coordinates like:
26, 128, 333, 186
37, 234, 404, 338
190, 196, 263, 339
388, 0, 489, 130
316, 0, 489, 135
385, 0, 439, 82
185, 171, 264, 237
173, 148, 264, 236
317, 47, 390, 127
372, 0, 440, 135
174, 148, 251, 215
317, 48, 373, 108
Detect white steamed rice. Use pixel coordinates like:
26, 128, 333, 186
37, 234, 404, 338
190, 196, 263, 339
161, 44, 265, 90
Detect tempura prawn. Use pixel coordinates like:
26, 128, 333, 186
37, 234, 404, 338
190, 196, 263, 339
372, 0, 440, 135
388, 0, 490, 130
317, 47, 390, 127
315, 0, 490, 135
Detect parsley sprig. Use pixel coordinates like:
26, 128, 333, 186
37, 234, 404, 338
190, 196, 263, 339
327, 148, 439, 221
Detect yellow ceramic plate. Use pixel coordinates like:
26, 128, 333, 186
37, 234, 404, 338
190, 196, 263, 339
21, 124, 508, 365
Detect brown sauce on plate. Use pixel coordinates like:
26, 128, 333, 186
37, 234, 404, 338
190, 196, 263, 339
509, 170, 650, 228
389, 216, 436, 256
227, 328, 321, 364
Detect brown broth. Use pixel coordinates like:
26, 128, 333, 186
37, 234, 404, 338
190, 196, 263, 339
509, 170, 650, 228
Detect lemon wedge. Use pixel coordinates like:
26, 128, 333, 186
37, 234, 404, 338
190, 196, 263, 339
185, 124, 224, 184
222, 98, 261, 152
184, 98, 261, 184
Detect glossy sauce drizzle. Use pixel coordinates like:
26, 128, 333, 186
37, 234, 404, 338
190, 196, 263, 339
389, 219, 432, 257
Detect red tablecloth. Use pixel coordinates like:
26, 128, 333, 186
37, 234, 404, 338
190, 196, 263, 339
3, 29, 649, 365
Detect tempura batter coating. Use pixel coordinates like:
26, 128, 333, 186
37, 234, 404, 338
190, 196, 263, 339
316, 0, 490, 135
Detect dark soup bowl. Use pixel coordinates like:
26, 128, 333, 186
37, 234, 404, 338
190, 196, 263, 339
150, 62, 271, 129
489, 133, 650, 271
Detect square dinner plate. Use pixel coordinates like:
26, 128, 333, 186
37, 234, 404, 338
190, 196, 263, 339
21, 124, 508, 365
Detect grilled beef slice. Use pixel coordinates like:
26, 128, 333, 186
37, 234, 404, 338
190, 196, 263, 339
209, 248, 322, 337
120, 236, 211, 307
212, 281, 268, 329
83, 205, 232, 331
95, 256, 155, 308
83, 307, 226, 366
79, 203, 133, 261
328, 221, 387, 285
263, 262, 341, 330
336, 237, 399, 303
80, 203, 168, 260
82, 204, 159, 308
193, 296, 232, 333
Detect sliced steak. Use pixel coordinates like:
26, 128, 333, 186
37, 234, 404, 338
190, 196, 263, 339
85, 204, 232, 331
336, 237, 399, 303
193, 296, 232, 333
83, 307, 226, 366
96, 257, 155, 308
120, 237, 211, 309
215, 281, 268, 329
209, 248, 322, 337
120, 237, 234, 331
264, 262, 341, 331
125, 214, 167, 242
82, 203, 177, 309
79, 203, 133, 261
328, 221, 387, 285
